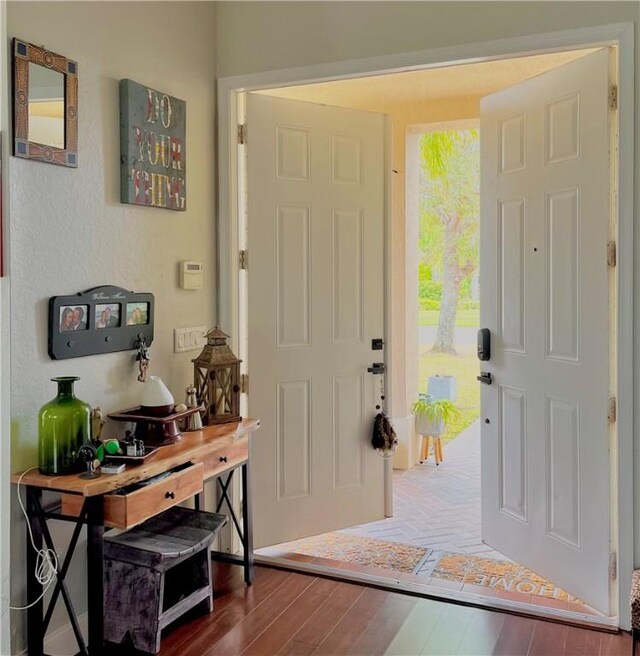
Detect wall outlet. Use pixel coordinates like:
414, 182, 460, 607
174, 326, 207, 353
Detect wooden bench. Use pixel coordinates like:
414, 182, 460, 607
103, 506, 227, 654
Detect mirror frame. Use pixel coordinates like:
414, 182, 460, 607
12, 38, 78, 168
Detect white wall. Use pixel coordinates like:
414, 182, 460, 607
7, 2, 216, 651
1, 1, 12, 652
216, 1, 639, 77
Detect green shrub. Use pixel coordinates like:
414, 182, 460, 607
419, 279, 442, 302
412, 399, 460, 426
419, 298, 440, 311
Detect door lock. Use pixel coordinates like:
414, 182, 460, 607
477, 372, 493, 385
477, 328, 491, 361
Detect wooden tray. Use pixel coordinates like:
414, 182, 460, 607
108, 406, 201, 424
104, 443, 160, 465
108, 405, 204, 445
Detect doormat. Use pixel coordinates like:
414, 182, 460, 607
425, 552, 583, 603
276, 533, 429, 574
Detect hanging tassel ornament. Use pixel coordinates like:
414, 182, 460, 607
135, 334, 150, 383
371, 373, 398, 458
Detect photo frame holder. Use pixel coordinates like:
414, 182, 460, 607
49, 285, 154, 360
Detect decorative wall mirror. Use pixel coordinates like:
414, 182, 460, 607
12, 38, 78, 167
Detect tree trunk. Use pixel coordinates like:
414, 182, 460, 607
432, 222, 461, 355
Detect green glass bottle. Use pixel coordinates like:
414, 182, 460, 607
38, 377, 91, 475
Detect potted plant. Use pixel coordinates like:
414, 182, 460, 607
412, 395, 460, 437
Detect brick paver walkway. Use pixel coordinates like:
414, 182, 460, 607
340, 420, 508, 564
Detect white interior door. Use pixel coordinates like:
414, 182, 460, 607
480, 49, 613, 613
246, 93, 387, 548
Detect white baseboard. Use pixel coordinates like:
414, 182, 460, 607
17, 611, 88, 656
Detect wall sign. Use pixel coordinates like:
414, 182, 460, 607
49, 285, 154, 360
120, 79, 186, 211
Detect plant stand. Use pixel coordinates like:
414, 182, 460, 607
419, 434, 444, 466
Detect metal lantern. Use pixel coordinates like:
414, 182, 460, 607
192, 326, 242, 425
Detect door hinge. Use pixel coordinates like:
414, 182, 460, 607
238, 124, 247, 145
607, 241, 617, 267
239, 250, 248, 270
609, 551, 617, 581
609, 84, 618, 111
240, 373, 249, 394
608, 396, 617, 424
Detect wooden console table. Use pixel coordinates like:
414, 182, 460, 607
12, 419, 260, 656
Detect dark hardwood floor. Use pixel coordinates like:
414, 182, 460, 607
139, 564, 629, 655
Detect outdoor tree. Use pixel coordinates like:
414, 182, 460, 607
420, 129, 479, 354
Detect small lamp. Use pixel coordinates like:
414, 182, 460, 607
192, 326, 242, 425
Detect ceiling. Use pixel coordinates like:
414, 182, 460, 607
256, 48, 601, 111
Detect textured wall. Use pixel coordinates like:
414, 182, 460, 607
0, 2, 10, 651
7, 2, 216, 650
216, 1, 639, 77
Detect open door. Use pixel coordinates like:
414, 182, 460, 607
480, 49, 613, 613
245, 93, 387, 548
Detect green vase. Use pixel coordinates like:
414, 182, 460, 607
38, 377, 91, 475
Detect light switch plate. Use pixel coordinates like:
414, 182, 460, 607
174, 326, 207, 354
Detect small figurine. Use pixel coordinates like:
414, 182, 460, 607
91, 407, 105, 441
185, 384, 203, 431
104, 438, 124, 456
185, 385, 199, 408
124, 431, 144, 457
135, 334, 150, 383
78, 444, 101, 479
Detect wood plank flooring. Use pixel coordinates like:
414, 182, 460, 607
116, 564, 630, 655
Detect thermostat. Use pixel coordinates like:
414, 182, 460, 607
180, 261, 203, 290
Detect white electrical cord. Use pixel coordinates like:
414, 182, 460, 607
9, 467, 59, 611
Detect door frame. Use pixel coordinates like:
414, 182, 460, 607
217, 22, 634, 628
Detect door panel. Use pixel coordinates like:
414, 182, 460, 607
247, 93, 386, 547
480, 48, 611, 613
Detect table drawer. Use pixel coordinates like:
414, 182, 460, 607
61, 462, 204, 530
200, 438, 248, 479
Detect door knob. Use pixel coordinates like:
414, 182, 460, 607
367, 363, 386, 375
477, 372, 493, 385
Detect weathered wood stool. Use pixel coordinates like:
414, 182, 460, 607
631, 569, 640, 654
104, 506, 227, 654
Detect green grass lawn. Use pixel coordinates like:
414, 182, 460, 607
419, 308, 479, 327
418, 344, 480, 444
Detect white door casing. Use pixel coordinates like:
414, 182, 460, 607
480, 49, 612, 613
246, 93, 386, 548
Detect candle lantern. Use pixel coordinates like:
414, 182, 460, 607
192, 326, 242, 425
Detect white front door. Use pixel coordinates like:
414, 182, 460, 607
246, 93, 387, 548
480, 48, 613, 613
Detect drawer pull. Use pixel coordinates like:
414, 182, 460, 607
219, 456, 228, 463
165, 491, 176, 500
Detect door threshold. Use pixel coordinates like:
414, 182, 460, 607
254, 554, 619, 632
